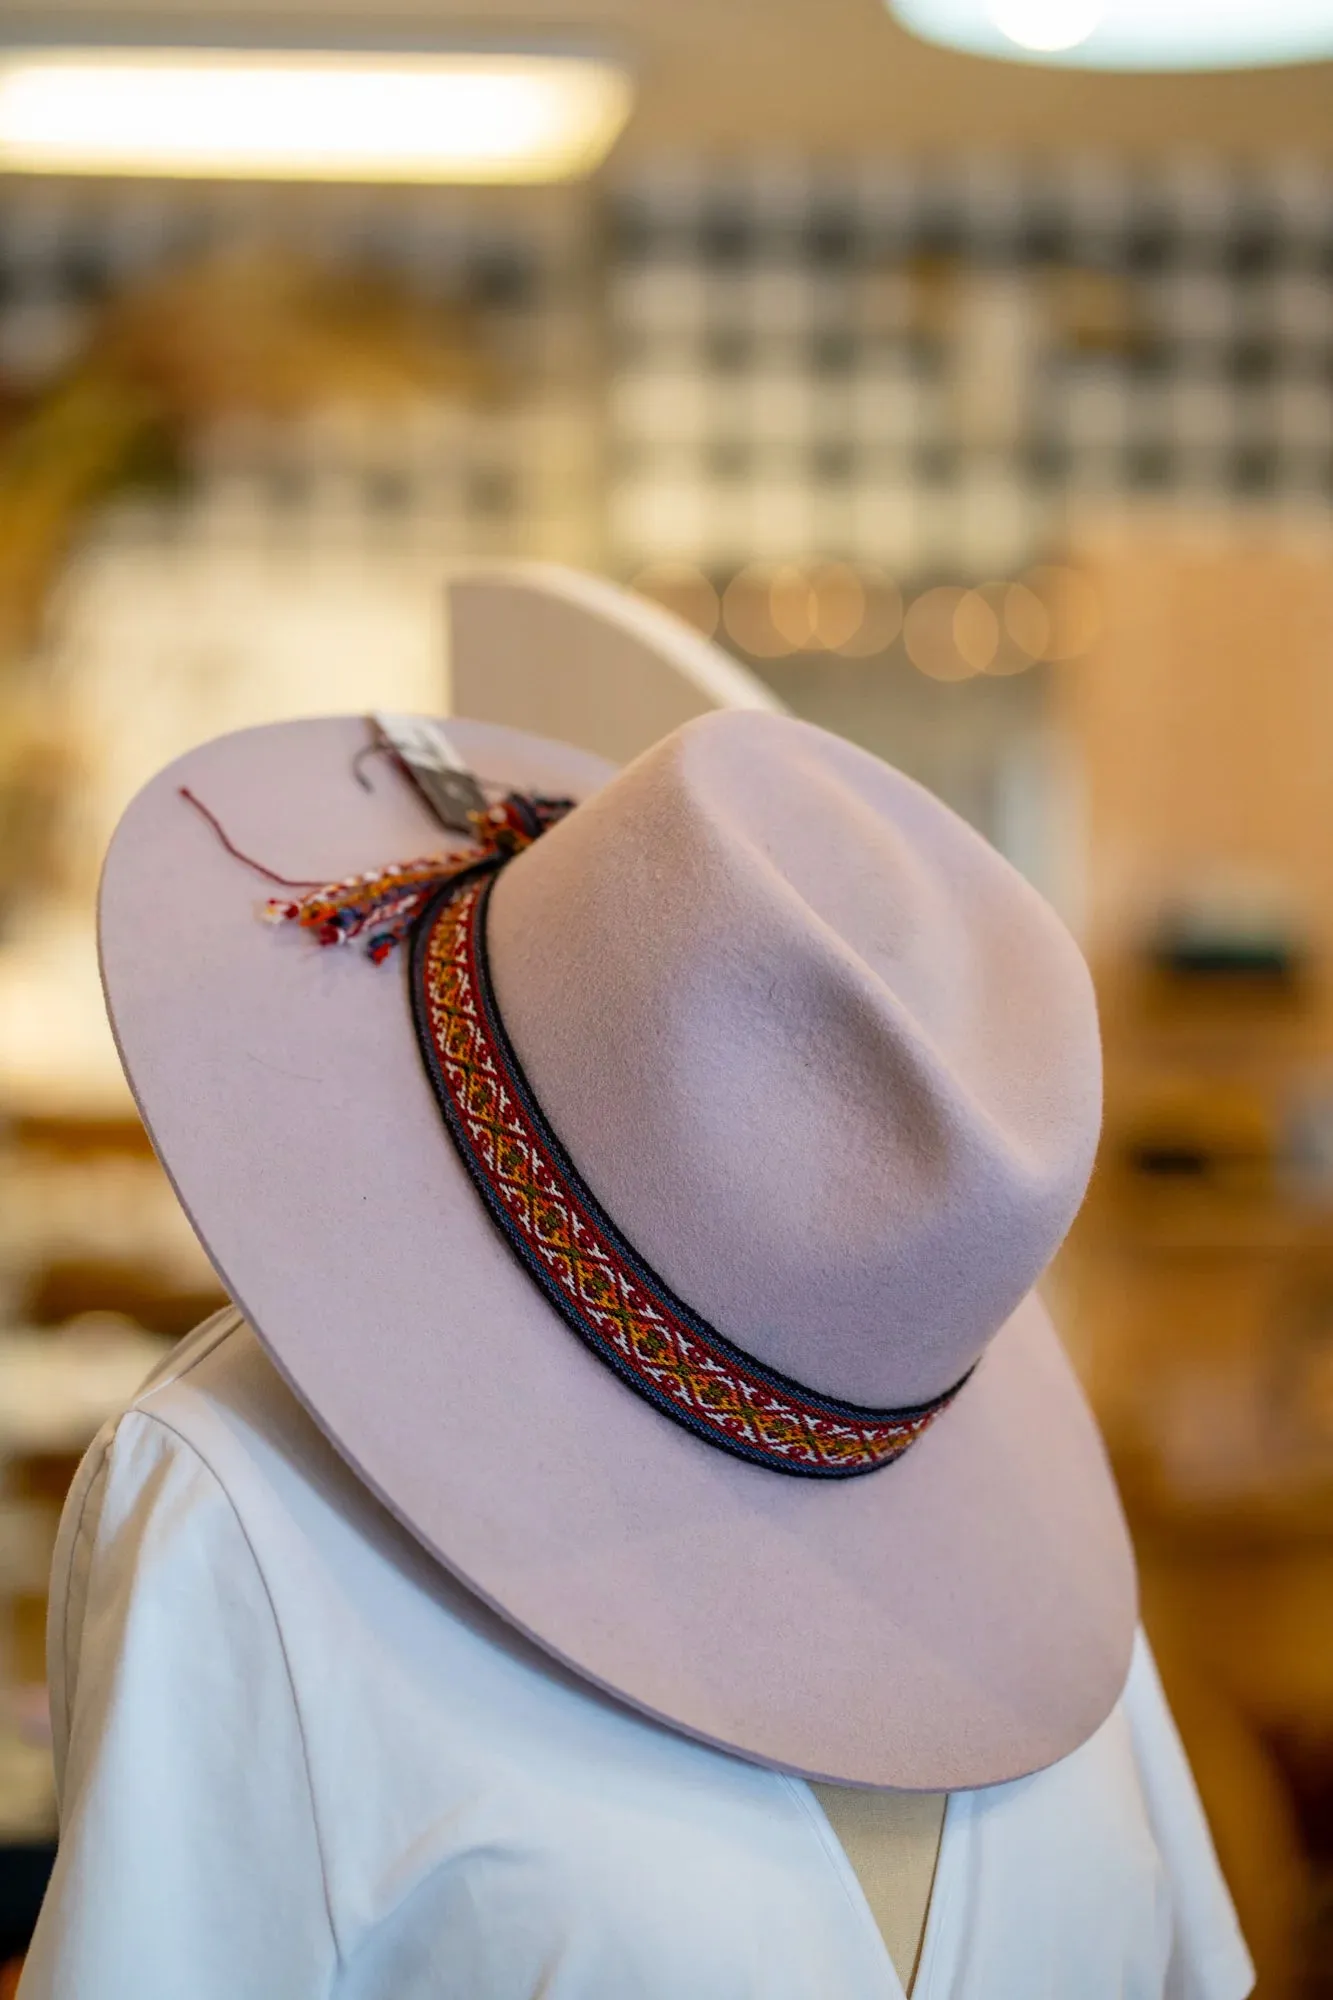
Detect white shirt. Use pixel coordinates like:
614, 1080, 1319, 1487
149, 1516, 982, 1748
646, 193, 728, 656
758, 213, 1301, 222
20, 1309, 1254, 2000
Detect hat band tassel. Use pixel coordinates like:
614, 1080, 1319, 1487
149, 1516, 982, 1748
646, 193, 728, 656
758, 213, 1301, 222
181, 784, 574, 965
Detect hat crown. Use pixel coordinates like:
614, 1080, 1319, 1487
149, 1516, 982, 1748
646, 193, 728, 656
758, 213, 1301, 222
487, 709, 1101, 1409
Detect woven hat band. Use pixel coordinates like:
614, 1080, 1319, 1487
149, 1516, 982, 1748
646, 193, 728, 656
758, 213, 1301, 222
411, 872, 970, 1479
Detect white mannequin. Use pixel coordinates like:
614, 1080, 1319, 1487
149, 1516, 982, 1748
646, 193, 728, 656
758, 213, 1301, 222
443, 562, 786, 763
17, 578, 1254, 1999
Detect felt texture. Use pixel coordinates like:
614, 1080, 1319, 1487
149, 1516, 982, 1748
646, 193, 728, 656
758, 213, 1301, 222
98, 710, 1136, 1788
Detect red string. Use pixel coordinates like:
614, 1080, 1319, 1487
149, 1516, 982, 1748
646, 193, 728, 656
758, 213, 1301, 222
178, 787, 323, 891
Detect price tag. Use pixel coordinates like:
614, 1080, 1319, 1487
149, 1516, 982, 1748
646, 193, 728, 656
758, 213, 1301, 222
372, 713, 488, 835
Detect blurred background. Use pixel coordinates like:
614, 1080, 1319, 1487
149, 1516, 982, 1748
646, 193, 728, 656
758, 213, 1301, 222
0, 3, 1332, 1994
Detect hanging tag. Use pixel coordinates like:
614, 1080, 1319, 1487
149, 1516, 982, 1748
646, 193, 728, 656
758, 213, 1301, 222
371, 713, 489, 836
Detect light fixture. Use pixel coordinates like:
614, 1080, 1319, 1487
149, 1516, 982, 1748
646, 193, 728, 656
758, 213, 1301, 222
888, 0, 1333, 69
0, 41, 634, 183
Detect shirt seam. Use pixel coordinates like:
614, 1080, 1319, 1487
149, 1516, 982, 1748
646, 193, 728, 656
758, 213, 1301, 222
126, 1404, 344, 1982
53, 1439, 113, 1759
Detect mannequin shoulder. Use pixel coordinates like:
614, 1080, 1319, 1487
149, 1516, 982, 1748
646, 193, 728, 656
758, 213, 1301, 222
57, 1307, 259, 1571
130, 1302, 278, 1427
100, 1303, 343, 1515
51, 1306, 332, 1693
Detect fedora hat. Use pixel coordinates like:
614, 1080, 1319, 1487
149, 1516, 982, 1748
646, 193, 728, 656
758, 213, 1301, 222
99, 706, 1135, 1789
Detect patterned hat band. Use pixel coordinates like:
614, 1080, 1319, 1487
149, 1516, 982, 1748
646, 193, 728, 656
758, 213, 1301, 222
187, 781, 971, 1478
410, 868, 971, 1479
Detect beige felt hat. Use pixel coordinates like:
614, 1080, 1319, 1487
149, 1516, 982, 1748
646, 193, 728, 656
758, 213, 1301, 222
100, 705, 1135, 1788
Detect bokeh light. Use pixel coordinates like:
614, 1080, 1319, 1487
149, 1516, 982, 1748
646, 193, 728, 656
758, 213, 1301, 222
830, 565, 904, 657
714, 561, 906, 660
1018, 563, 1103, 660
952, 588, 1001, 673
722, 563, 791, 657
703, 561, 1094, 672
768, 564, 819, 651
904, 586, 979, 681
810, 562, 865, 651
1000, 580, 1051, 665
630, 561, 719, 638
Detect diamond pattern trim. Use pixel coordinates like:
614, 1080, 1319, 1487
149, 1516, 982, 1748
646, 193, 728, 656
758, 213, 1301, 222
411, 875, 968, 1479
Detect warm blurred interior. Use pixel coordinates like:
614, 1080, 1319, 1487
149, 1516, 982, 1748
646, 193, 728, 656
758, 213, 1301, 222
1, 4, 1333, 1994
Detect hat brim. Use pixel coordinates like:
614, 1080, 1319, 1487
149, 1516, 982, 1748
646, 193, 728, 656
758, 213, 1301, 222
100, 714, 1136, 1788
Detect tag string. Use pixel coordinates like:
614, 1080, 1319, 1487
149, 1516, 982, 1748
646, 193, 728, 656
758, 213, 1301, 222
180, 780, 576, 965
178, 788, 325, 890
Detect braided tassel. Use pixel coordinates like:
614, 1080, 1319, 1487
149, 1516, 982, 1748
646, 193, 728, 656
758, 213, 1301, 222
263, 857, 474, 962
262, 793, 574, 964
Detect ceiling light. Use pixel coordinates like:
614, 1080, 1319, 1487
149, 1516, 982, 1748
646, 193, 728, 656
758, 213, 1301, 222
0, 48, 634, 183
986, 0, 1105, 52
887, 0, 1333, 69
